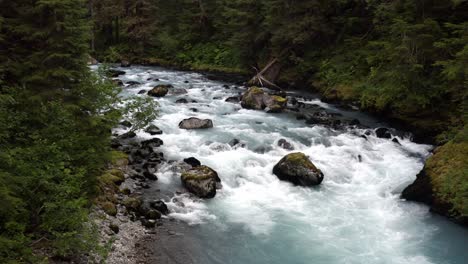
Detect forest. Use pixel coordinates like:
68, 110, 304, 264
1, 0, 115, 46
0, 0, 467, 263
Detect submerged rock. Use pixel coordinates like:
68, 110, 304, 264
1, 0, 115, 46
181, 165, 221, 198
145, 124, 162, 135
184, 157, 201, 167
176, 98, 189, 104
149, 200, 169, 215
148, 84, 172, 97
126, 81, 141, 86
179, 117, 213, 129
273, 152, 324, 186
375, 127, 392, 139
278, 138, 294, 150
108, 69, 126, 77
225, 96, 240, 103
240, 87, 287, 113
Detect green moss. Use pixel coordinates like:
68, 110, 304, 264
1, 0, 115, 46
110, 151, 128, 167
101, 202, 117, 216
249, 87, 264, 95
272, 95, 287, 103
181, 165, 216, 181
123, 197, 142, 211
284, 152, 318, 170
427, 127, 468, 218
99, 170, 125, 186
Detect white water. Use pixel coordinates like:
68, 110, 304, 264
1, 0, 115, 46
114, 66, 468, 264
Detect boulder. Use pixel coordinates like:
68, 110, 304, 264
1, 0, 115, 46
181, 165, 221, 198
264, 95, 287, 113
179, 117, 213, 129
375, 127, 392, 139
176, 98, 189, 104
241, 87, 267, 110
241, 87, 287, 112
229, 138, 245, 148
119, 131, 136, 139
126, 81, 141, 86
225, 96, 240, 103
145, 125, 162, 135
138, 89, 147, 94
273, 152, 324, 186
184, 157, 201, 167
278, 138, 294, 150
148, 84, 173, 97
121, 60, 131, 67
141, 138, 164, 149
149, 200, 169, 215
109, 69, 126, 77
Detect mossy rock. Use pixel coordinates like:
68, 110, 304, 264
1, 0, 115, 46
99, 169, 125, 186
241, 87, 266, 110
110, 151, 128, 167
181, 165, 221, 198
101, 201, 117, 216
402, 127, 468, 225
123, 197, 143, 212
148, 84, 172, 97
241, 87, 287, 113
273, 152, 324, 186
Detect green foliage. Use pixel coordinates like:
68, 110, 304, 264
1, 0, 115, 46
427, 126, 468, 219
122, 96, 159, 132
0, 0, 124, 261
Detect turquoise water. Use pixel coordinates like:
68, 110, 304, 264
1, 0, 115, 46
113, 65, 468, 264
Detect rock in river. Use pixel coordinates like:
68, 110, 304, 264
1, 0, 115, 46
145, 124, 163, 135
181, 165, 221, 198
179, 117, 213, 129
148, 84, 173, 97
241, 87, 287, 113
273, 152, 324, 186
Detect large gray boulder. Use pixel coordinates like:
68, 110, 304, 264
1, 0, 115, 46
273, 152, 324, 186
179, 117, 213, 129
181, 165, 221, 198
241, 87, 287, 113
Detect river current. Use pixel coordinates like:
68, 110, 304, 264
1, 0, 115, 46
112, 65, 467, 264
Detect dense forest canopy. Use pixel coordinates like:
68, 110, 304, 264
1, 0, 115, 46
0, 0, 466, 262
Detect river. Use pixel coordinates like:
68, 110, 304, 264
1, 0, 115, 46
113, 65, 468, 264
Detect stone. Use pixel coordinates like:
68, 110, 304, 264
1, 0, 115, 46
375, 127, 392, 139
241, 87, 287, 113
109, 223, 119, 234
148, 84, 172, 97
176, 98, 189, 104
278, 138, 294, 150
225, 96, 240, 103
273, 152, 324, 186
179, 117, 213, 129
144, 125, 163, 135
149, 200, 170, 215
183, 157, 201, 167
181, 165, 221, 198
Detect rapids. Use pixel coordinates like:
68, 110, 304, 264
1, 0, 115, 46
113, 65, 468, 264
